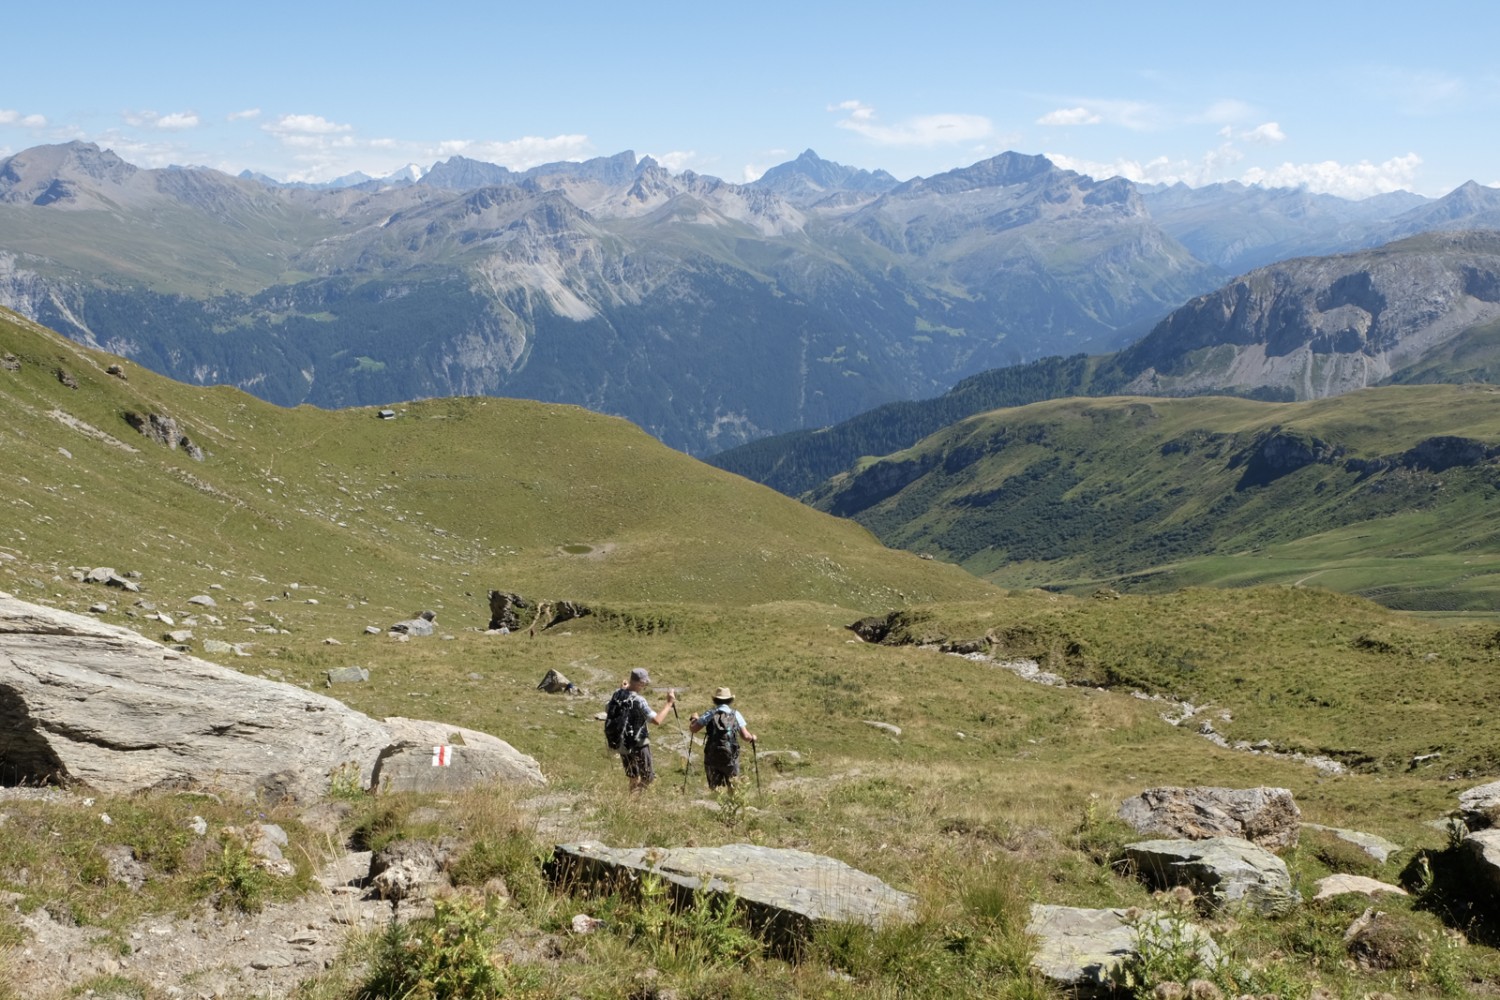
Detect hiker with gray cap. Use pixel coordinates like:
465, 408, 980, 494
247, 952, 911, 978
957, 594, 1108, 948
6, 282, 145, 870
688, 686, 756, 790
603, 667, 677, 791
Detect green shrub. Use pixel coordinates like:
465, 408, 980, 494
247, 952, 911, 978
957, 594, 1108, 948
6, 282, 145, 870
358, 893, 514, 1000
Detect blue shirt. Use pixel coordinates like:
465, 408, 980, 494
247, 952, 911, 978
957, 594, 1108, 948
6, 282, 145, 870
696, 705, 746, 730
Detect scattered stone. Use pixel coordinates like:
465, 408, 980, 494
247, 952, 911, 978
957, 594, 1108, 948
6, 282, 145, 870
1313, 875, 1408, 902
863, 720, 902, 737
1026, 904, 1219, 997
202, 639, 248, 656
363, 625, 381, 635
1122, 836, 1300, 916
323, 637, 342, 645
88, 603, 109, 614
326, 666, 370, 686
106, 363, 126, 380
164, 630, 193, 644
369, 838, 457, 902
1, 353, 18, 372
390, 617, 434, 637
570, 914, 603, 934
552, 842, 914, 947
536, 669, 576, 694
56, 367, 78, 389
187, 595, 217, 608
99, 844, 147, 891
1302, 823, 1401, 863
1118, 786, 1301, 851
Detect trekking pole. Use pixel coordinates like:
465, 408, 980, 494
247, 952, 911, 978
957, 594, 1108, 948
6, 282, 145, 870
672, 701, 692, 794
752, 739, 761, 795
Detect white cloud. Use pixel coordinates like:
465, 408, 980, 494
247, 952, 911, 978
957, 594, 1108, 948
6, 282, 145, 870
652, 150, 696, 172
0, 109, 46, 127
1241, 153, 1423, 198
1218, 121, 1286, 144
264, 114, 355, 137
831, 100, 993, 146
1037, 107, 1102, 127
433, 134, 591, 170
123, 110, 202, 131
227, 108, 261, 122
156, 112, 200, 131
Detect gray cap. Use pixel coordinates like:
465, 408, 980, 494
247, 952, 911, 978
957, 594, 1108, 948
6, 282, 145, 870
629, 667, 652, 684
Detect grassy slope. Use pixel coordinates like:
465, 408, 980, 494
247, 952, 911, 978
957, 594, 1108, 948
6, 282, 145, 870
811, 389, 1500, 610
5, 307, 1500, 997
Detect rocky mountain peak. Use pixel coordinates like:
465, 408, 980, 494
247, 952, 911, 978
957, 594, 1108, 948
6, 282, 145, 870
0, 140, 139, 205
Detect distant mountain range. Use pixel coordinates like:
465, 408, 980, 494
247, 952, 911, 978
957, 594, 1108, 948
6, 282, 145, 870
2, 141, 1499, 455
712, 230, 1500, 495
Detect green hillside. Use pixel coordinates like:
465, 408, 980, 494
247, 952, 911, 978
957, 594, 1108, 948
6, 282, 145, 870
0, 306, 989, 615
6, 307, 1500, 998
808, 389, 1500, 611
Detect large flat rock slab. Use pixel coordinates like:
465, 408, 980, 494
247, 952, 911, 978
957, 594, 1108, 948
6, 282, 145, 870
552, 842, 914, 946
0, 593, 542, 801
372, 717, 545, 791
1027, 904, 1219, 998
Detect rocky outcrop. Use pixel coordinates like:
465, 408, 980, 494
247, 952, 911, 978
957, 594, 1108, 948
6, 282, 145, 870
1122, 836, 1301, 916
0, 592, 542, 801
123, 411, 205, 461
550, 842, 915, 948
1118, 230, 1500, 401
1302, 823, 1402, 863
1118, 786, 1301, 851
1458, 778, 1500, 829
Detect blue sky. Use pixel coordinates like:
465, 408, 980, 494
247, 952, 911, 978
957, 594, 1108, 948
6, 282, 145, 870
3, 0, 1495, 198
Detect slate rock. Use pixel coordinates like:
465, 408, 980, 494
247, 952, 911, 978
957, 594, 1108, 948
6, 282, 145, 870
326, 666, 370, 686
1122, 836, 1301, 915
1026, 904, 1220, 997
552, 842, 914, 948
1118, 786, 1301, 851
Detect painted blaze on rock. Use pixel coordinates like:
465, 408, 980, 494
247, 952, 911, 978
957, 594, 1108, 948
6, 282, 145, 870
551, 842, 915, 947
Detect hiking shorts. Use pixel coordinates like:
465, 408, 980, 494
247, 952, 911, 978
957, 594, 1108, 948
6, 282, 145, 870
705, 754, 740, 789
620, 745, 654, 784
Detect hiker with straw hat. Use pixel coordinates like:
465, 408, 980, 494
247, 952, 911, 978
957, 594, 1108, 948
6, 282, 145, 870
688, 686, 756, 790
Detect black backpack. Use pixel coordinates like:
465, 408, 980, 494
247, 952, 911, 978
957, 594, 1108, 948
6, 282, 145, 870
604, 689, 647, 752
702, 707, 740, 766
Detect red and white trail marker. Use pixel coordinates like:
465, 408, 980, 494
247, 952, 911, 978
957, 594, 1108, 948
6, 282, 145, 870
431, 745, 453, 767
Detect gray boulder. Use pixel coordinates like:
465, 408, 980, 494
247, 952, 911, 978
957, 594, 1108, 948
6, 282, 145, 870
0, 592, 543, 802
390, 617, 434, 637
1118, 786, 1301, 851
371, 718, 546, 792
1122, 836, 1301, 916
552, 842, 914, 947
1026, 904, 1220, 997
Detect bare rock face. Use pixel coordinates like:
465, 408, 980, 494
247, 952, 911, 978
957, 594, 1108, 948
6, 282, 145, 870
0, 592, 543, 801
1118, 786, 1301, 851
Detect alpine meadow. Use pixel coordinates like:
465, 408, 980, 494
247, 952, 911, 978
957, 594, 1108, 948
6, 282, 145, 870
3, 133, 1500, 1000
